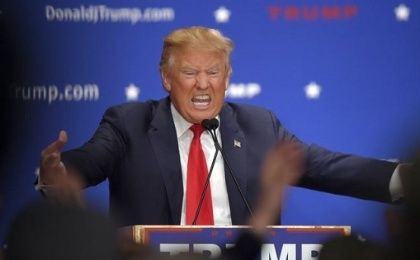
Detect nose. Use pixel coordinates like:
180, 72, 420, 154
196, 72, 209, 89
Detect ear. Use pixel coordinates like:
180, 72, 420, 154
161, 71, 171, 92
225, 66, 232, 90
224, 75, 230, 90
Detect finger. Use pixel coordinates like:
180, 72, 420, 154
42, 152, 61, 169
42, 130, 68, 155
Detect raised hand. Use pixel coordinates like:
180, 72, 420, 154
40, 130, 68, 185
39, 131, 84, 206
251, 141, 304, 233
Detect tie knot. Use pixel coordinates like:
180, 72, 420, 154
190, 124, 205, 137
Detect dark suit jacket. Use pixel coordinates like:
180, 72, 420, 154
62, 97, 397, 226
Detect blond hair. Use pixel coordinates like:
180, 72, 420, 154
159, 26, 234, 75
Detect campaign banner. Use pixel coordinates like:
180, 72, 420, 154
127, 225, 350, 260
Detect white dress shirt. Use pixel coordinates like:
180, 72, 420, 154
170, 104, 232, 225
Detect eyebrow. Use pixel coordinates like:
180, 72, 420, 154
180, 64, 221, 71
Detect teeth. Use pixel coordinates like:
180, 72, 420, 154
191, 95, 211, 109
192, 95, 210, 102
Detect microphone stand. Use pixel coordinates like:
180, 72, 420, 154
207, 126, 253, 218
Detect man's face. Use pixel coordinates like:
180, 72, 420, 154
162, 49, 230, 124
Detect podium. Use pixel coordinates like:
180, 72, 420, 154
119, 225, 350, 259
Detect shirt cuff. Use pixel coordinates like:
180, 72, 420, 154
389, 164, 405, 202
34, 167, 44, 191
34, 167, 52, 195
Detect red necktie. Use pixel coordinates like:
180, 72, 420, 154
186, 124, 214, 225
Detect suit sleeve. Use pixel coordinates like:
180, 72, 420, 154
61, 106, 127, 186
270, 112, 397, 203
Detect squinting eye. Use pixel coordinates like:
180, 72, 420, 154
208, 71, 219, 76
183, 71, 196, 76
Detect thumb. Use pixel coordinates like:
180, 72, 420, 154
58, 130, 68, 146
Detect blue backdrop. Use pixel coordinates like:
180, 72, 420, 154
1, 0, 420, 244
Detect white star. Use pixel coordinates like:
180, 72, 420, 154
304, 81, 322, 100
394, 4, 410, 21
214, 6, 231, 23
125, 83, 140, 101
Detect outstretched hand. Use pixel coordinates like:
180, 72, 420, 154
39, 131, 84, 206
40, 130, 68, 184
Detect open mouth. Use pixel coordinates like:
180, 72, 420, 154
191, 94, 211, 109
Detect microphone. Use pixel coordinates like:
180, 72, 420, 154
202, 118, 219, 131
201, 118, 254, 218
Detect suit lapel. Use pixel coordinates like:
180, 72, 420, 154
219, 104, 249, 224
148, 97, 183, 224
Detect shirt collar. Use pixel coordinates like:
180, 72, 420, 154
171, 104, 192, 139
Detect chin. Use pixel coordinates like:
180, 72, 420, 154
190, 115, 212, 124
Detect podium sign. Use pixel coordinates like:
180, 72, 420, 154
124, 225, 350, 260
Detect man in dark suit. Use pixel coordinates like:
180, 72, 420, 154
38, 26, 400, 227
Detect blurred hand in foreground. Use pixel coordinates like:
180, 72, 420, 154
251, 141, 304, 234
